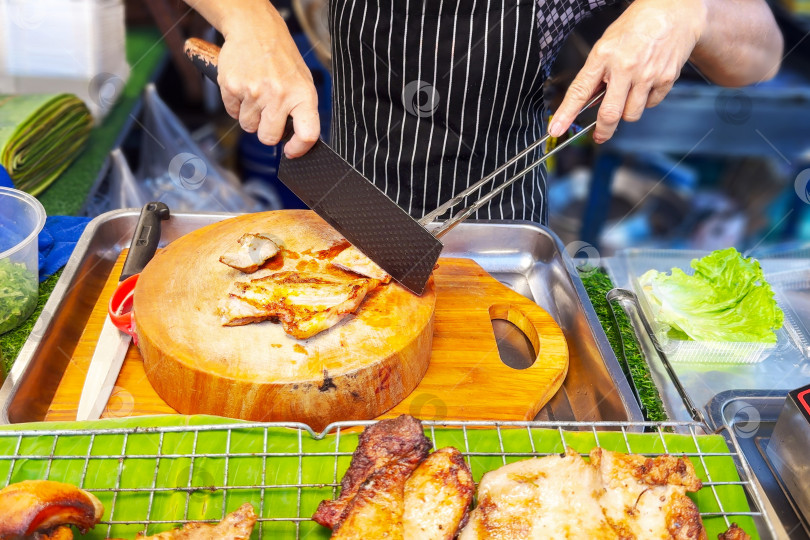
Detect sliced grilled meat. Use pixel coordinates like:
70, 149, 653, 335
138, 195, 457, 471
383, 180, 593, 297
0, 480, 104, 539
403, 447, 474, 540
135, 503, 256, 539
313, 415, 431, 530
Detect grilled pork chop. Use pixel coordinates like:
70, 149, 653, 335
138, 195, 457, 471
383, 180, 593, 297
459, 448, 707, 540
590, 447, 705, 540
135, 503, 256, 539
403, 447, 474, 539
219, 233, 280, 273
330, 460, 414, 540
330, 245, 391, 283
718, 523, 750, 540
331, 446, 475, 540
0, 480, 104, 538
313, 415, 432, 531
220, 271, 379, 339
459, 448, 615, 539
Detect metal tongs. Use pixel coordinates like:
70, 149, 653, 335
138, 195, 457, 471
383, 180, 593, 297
423, 90, 605, 238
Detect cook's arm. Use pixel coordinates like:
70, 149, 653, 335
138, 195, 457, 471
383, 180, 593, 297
690, 0, 783, 87
182, 0, 320, 157
549, 0, 783, 143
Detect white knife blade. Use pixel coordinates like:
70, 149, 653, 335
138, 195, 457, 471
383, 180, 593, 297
75, 201, 169, 421
75, 316, 131, 421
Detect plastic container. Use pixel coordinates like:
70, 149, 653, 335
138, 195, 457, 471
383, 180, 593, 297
0, 0, 130, 121
616, 248, 795, 364
0, 187, 46, 334
764, 267, 810, 358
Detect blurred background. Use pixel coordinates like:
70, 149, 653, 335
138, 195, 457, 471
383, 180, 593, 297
1, 0, 809, 256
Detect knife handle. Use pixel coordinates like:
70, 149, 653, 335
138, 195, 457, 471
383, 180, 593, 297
184, 37, 295, 141
120, 202, 170, 281
184, 37, 220, 83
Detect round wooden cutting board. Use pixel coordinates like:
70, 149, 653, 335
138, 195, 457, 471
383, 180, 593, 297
133, 210, 436, 430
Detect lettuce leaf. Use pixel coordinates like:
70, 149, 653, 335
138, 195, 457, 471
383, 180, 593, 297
639, 248, 783, 343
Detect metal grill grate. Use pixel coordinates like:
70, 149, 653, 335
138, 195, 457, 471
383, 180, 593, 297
0, 420, 777, 539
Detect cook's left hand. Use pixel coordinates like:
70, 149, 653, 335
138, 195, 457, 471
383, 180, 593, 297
548, 0, 707, 143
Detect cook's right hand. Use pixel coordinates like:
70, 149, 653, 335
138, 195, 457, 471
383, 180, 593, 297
217, 14, 320, 158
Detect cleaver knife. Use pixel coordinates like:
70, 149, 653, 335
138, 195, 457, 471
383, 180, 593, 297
184, 38, 443, 295
75, 201, 170, 421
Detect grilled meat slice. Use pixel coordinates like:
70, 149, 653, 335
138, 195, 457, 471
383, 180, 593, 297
591, 447, 702, 491
459, 448, 708, 540
220, 271, 379, 339
313, 415, 432, 530
219, 233, 280, 273
459, 448, 616, 539
591, 447, 706, 540
218, 293, 269, 326
403, 447, 474, 540
717, 523, 750, 540
330, 461, 414, 539
38, 526, 74, 540
135, 503, 256, 540
330, 245, 391, 283
0, 480, 104, 539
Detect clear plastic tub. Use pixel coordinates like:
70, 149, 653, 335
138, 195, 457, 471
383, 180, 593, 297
764, 267, 810, 358
616, 248, 796, 364
0, 187, 46, 334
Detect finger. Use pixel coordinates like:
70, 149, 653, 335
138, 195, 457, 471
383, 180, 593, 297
238, 96, 262, 133
257, 107, 289, 146
593, 75, 631, 143
220, 87, 241, 120
284, 105, 321, 158
646, 82, 673, 109
622, 83, 652, 123
549, 57, 605, 137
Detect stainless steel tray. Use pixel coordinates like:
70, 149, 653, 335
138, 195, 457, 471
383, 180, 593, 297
707, 389, 809, 540
0, 210, 642, 424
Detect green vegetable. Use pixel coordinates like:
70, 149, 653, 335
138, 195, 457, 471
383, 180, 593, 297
580, 269, 668, 422
639, 248, 783, 343
0, 270, 60, 374
0, 93, 92, 195
0, 259, 37, 335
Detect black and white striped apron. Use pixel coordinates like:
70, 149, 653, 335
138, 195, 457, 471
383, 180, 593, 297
329, 0, 616, 224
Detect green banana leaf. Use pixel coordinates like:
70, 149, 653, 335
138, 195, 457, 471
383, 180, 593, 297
0, 94, 92, 195
0, 415, 759, 539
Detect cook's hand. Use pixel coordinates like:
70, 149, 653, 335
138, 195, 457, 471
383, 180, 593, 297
548, 0, 706, 143
217, 8, 319, 158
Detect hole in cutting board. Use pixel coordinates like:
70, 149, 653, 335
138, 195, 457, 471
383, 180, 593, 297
489, 304, 539, 370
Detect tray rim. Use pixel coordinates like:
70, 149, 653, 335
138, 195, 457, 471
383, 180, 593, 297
0, 209, 643, 424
